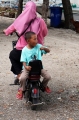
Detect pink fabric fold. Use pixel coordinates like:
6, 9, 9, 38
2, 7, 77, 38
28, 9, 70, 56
13, 1, 37, 35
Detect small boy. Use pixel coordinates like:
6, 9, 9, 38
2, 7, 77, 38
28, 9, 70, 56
16, 31, 51, 100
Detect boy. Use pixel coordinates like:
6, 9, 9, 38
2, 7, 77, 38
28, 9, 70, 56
16, 31, 51, 100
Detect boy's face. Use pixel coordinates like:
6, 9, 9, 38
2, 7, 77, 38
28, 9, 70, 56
28, 34, 37, 47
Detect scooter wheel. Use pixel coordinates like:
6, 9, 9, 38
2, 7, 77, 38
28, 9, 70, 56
31, 98, 39, 110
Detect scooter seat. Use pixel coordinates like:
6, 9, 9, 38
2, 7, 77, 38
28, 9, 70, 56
29, 75, 40, 80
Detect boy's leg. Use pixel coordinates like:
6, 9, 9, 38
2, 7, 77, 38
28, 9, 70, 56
41, 69, 51, 87
16, 68, 29, 99
41, 69, 51, 93
19, 68, 29, 91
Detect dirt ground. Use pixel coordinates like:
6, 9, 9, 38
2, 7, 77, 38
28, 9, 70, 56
1, 16, 79, 120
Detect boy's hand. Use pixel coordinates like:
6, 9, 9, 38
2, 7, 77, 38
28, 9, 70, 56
40, 47, 50, 53
40, 47, 45, 50
25, 66, 31, 71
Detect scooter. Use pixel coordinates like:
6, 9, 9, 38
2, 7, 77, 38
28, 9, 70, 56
24, 57, 45, 110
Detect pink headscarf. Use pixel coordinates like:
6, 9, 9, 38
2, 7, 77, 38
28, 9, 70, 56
13, 1, 40, 35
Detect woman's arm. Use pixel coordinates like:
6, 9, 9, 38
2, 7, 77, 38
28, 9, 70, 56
3, 23, 16, 36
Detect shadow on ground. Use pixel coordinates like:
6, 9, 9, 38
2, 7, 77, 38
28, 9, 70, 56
23, 84, 79, 114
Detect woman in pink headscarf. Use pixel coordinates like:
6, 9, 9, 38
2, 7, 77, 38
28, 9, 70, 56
4, 1, 48, 84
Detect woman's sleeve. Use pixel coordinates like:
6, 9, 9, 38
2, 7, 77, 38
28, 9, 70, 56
3, 23, 16, 36
40, 19, 48, 37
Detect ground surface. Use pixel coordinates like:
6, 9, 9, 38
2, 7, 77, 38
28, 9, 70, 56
0, 16, 79, 120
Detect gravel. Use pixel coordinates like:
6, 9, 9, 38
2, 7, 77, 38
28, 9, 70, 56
0, 16, 79, 120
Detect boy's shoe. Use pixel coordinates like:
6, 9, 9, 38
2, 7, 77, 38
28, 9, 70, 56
14, 79, 20, 85
45, 86, 51, 93
16, 88, 23, 100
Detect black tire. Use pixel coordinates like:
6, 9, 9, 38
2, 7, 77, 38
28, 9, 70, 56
31, 98, 39, 110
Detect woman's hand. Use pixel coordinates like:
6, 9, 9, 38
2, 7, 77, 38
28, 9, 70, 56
3, 29, 5, 34
3, 29, 13, 36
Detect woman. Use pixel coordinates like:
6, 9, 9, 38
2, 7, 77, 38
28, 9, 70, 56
4, 1, 48, 83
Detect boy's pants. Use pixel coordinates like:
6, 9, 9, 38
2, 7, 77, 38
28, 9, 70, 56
19, 68, 51, 91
